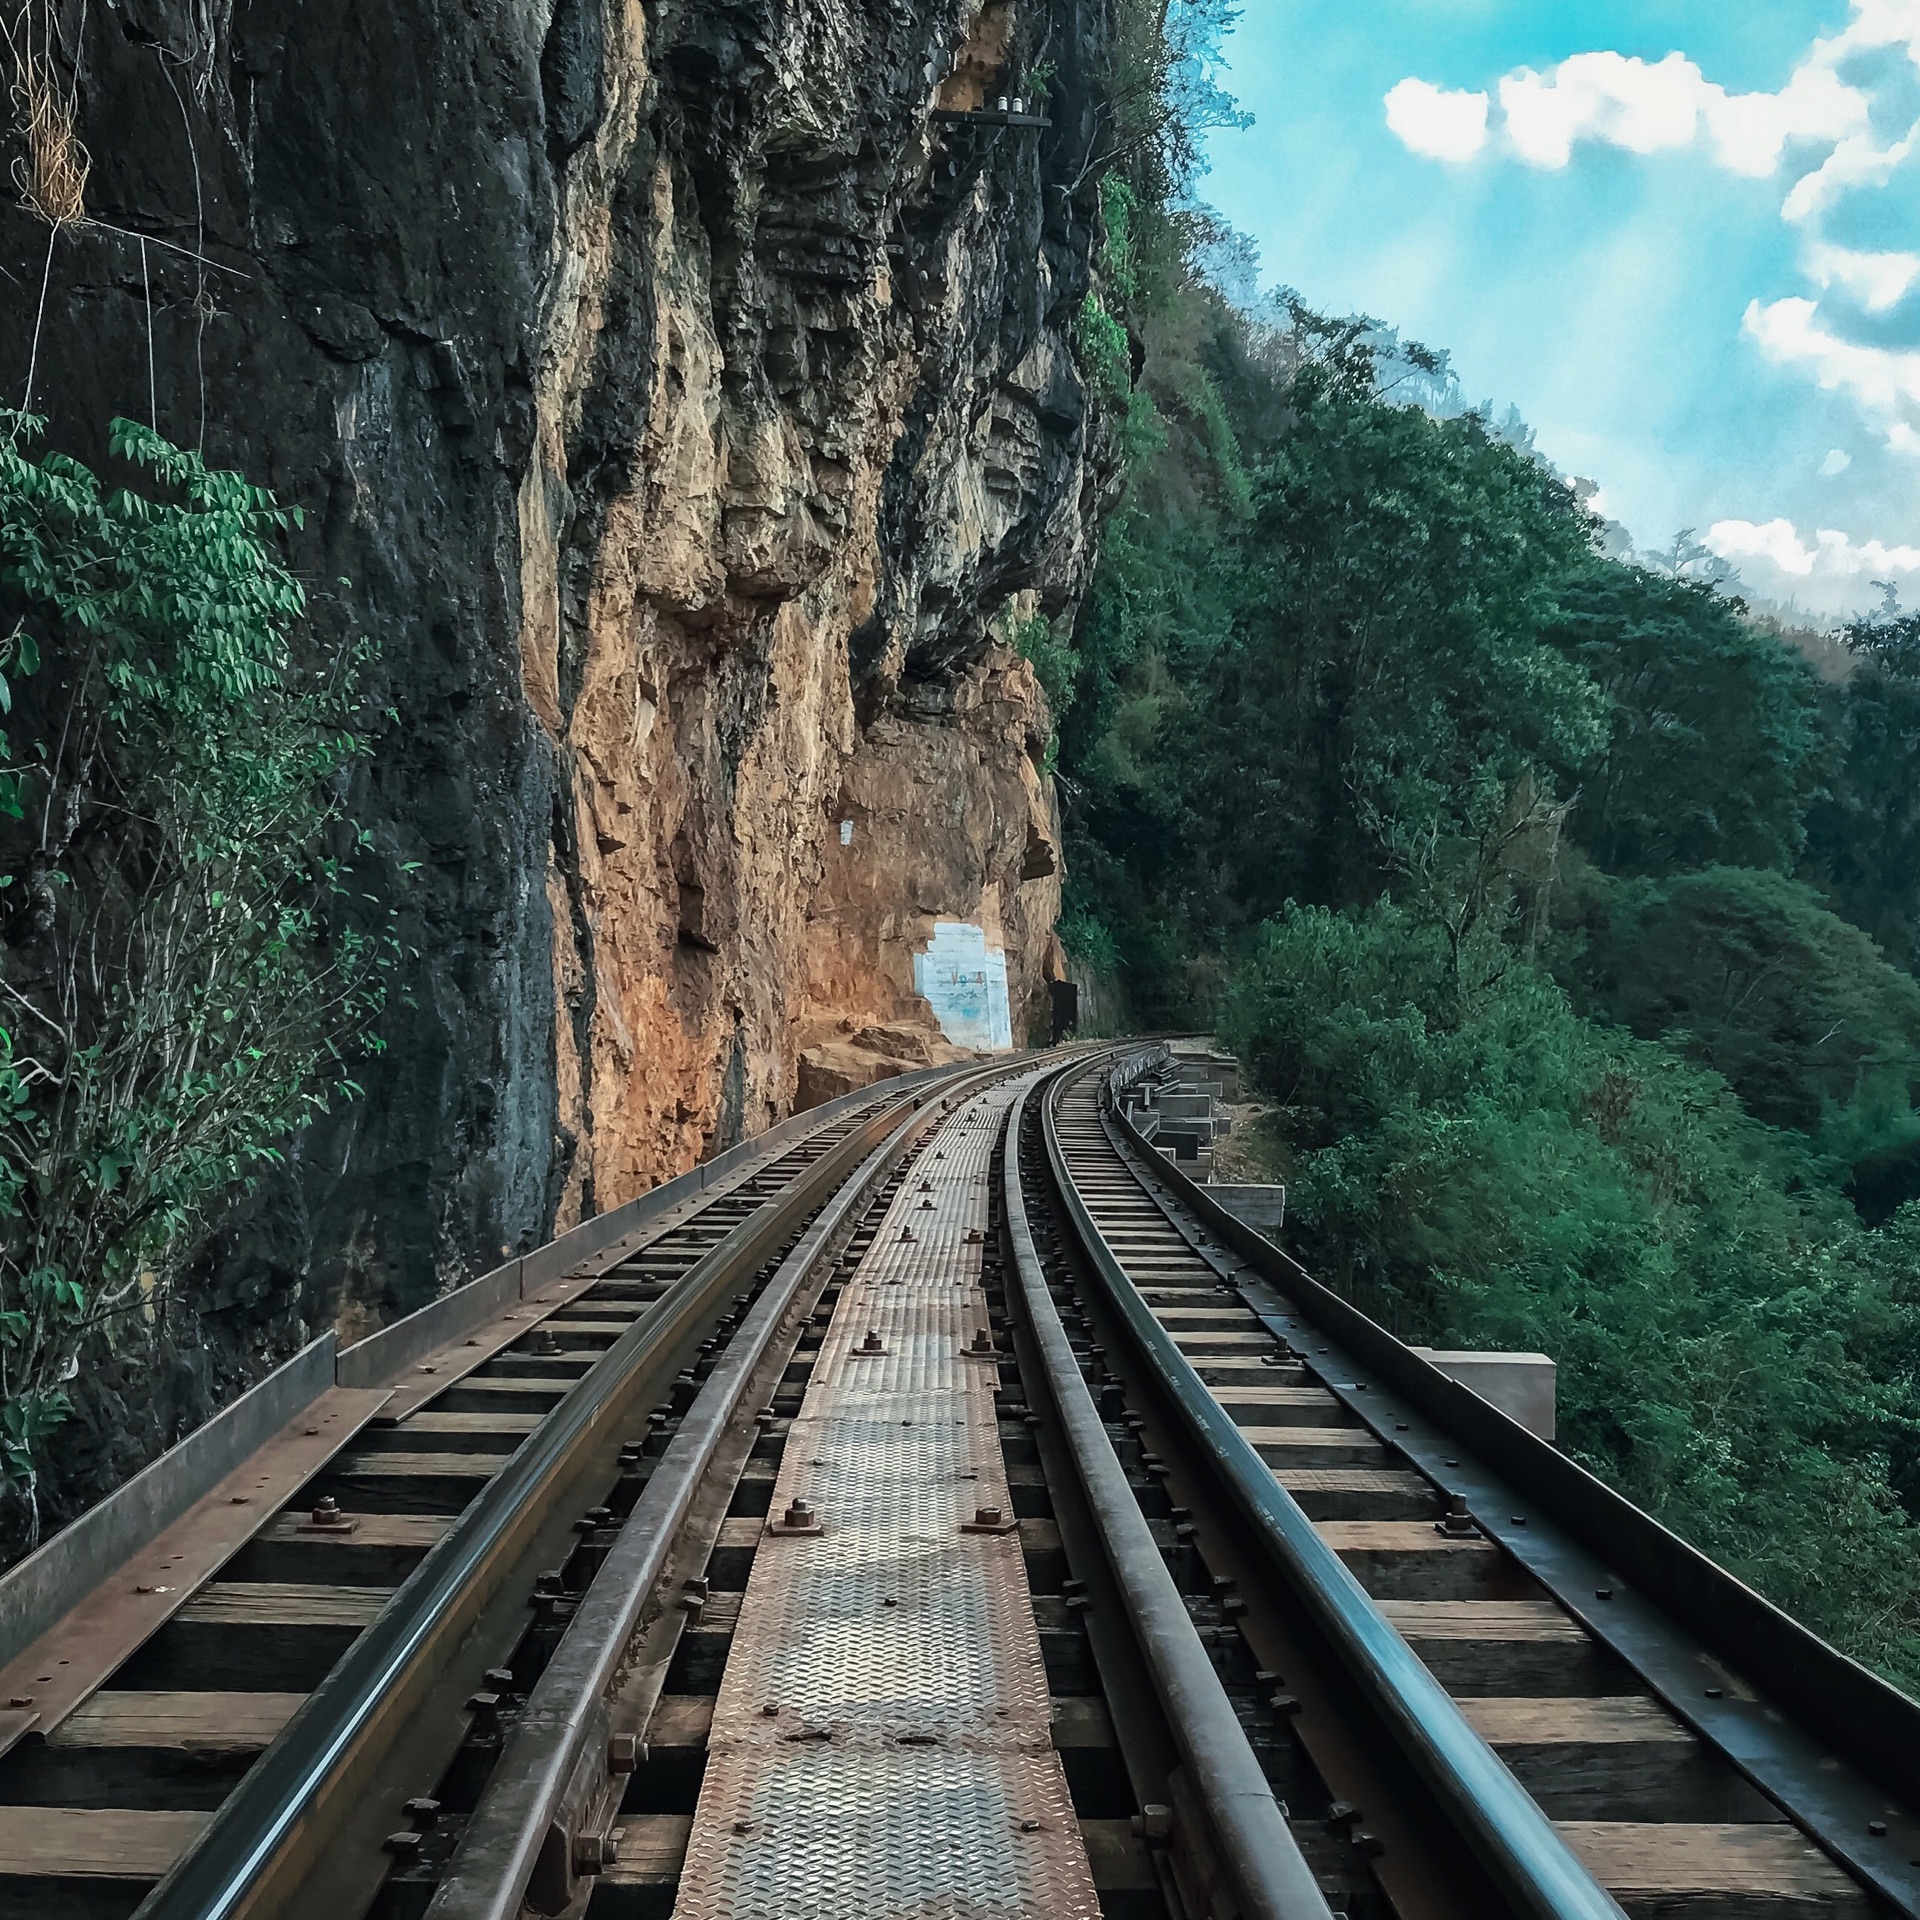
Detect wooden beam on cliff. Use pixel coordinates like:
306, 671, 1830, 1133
932, 108, 1053, 129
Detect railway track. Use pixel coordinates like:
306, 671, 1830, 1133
0, 1043, 1912, 1920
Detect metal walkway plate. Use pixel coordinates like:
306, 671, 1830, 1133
674, 1082, 1100, 1920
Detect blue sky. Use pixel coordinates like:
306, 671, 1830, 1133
1200, 2, 1920, 617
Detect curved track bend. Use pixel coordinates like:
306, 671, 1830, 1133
0, 1043, 1912, 1920
1026, 1046, 1920, 1920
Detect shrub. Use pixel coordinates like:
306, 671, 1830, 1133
0, 413, 395, 1529
1220, 900, 1920, 1685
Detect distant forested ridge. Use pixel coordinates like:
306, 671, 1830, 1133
1056, 180, 1920, 1683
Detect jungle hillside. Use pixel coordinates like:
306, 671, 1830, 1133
1051, 173, 1920, 1688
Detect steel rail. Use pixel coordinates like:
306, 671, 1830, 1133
1042, 1057, 1628, 1920
1103, 1064, 1920, 1910
134, 1076, 968, 1920
1004, 1070, 1337, 1920
423, 1058, 1019, 1920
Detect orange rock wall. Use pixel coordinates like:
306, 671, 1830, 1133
517, 0, 1107, 1220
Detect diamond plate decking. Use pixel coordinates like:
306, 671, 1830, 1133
673, 1081, 1101, 1920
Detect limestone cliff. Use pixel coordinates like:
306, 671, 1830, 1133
0, 0, 1109, 1396
0, 0, 1113, 1512
520, 0, 1099, 1226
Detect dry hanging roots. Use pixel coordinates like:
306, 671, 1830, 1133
6, 7, 89, 225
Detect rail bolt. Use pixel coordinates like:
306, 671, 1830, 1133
607, 1733, 644, 1774
774, 1497, 822, 1535
963, 1504, 1017, 1534
857, 1329, 885, 1354
1131, 1804, 1174, 1845
969, 1328, 996, 1354
309, 1496, 353, 1532
572, 1832, 621, 1876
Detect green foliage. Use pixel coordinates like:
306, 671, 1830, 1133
1545, 566, 1823, 876
1056, 0, 1920, 1681
0, 412, 393, 1518
1073, 1, 1250, 479
1057, 899, 1122, 975
1073, 294, 1135, 413
1055, 256, 1920, 1680
1097, 174, 1143, 306
1558, 866, 1920, 1148
1065, 326, 1606, 1013
1194, 364, 1603, 920
1219, 903, 1920, 1684
1806, 610, 1920, 973
1004, 609, 1079, 729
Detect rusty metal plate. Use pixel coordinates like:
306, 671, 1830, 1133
0, 1385, 389, 1757
372, 1274, 607, 1425
676, 1083, 1100, 1920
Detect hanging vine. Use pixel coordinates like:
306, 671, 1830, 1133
2, 0, 88, 226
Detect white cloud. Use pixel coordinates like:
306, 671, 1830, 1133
1782, 125, 1916, 222
1744, 296, 1920, 442
1498, 54, 1704, 169
1415, 48, 1873, 175
1708, 517, 1821, 575
1384, 4, 1903, 190
1379, 5, 1920, 562
1706, 62, 1868, 175
1703, 518, 1920, 614
1808, 243, 1920, 312
1384, 79, 1489, 162
1708, 518, 1920, 578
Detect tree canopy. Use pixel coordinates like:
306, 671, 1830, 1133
1057, 254, 1920, 1686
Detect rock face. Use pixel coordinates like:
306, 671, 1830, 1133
0, 0, 1107, 1462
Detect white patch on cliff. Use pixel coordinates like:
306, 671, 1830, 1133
913, 922, 1013, 1050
